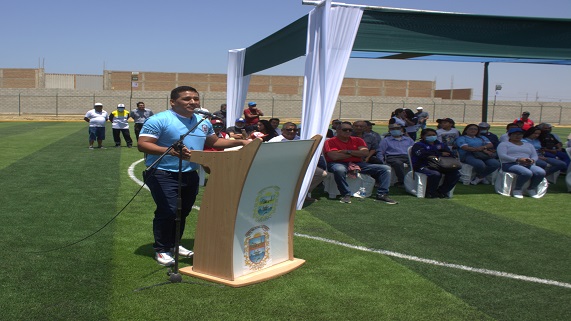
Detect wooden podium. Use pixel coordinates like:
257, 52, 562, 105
179, 135, 322, 287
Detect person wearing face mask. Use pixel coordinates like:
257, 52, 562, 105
478, 122, 500, 149
377, 124, 414, 187
109, 103, 133, 148
410, 128, 461, 198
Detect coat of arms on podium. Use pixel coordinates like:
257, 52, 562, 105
253, 186, 279, 222
244, 225, 270, 270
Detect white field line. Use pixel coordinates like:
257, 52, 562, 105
295, 233, 571, 289
128, 158, 149, 191
127, 159, 571, 289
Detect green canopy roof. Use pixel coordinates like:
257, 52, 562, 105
244, 7, 571, 76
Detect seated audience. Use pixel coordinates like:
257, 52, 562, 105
352, 120, 382, 164
364, 121, 382, 146
269, 118, 281, 135
436, 118, 460, 150
411, 128, 461, 198
478, 122, 500, 149
269, 122, 327, 201
324, 122, 397, 205
500, 123, 520, 143
377, 124, 414, 187
456, 124, 500, 185
538, 123, 571, 169
226, 117, 253, 139
268, 122, 300, 142
204, 118, 229, 151
523, 126, 567, 176
327, 119, 341, 138
403, 108, 419, 141
497, 128, 546, 198
250, 119, 278, 142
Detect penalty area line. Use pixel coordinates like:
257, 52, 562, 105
294, 233, 571, 289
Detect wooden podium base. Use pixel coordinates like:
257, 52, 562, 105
179, 258, 305, 288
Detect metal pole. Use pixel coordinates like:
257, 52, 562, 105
462, 102, 466, 123
481, 62, 489, 122
56, 92, 59, 117
558, 105, 563, 125
18, 93, 21, 116
370, 99, 373, 121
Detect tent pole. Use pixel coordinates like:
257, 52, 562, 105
481, 62, 489, 123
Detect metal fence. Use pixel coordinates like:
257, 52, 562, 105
1, 92, 570, 125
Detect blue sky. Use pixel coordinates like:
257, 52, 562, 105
1, 0, 570, 101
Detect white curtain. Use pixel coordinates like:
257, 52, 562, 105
296, 1, 363, 209
226, 49, 251, 126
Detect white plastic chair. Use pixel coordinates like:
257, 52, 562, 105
404, 146, 455, 198
494, 160, 548, 198
323, 172, 376, 199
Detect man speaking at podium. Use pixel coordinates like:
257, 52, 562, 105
138, 86, 250, 266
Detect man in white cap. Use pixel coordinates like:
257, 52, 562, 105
84, 102, 108, 149
415, 106, 429, 130
109, 103, 133, 147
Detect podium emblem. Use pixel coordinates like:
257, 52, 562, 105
244, 225, 270, 270
253, 186, 280, 222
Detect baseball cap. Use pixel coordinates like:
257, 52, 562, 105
522, 111, 530, 115
211, 118, 224, 125
248, 102, 257, 107
364, 120, 375, 126
478, 122, 490, 128
117, 103, 125, 108
416, 106, 424, 110
507, 128, 524, 135
94, 102, 103, 107
236, 117, 246, 123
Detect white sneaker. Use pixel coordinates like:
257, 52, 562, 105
481, 178, 491, 185
512, 190, 524, 199
527, 189, 541, 199
155, 252, 175, 266
177, 245, 194, 258
470, 177, 484, 185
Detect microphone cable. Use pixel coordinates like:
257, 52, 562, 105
26, 168, 153, 254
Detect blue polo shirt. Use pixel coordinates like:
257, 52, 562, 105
140, 110, 214, 172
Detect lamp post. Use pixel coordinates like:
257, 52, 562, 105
493, 84, 502, 107
130, 72, 139, 111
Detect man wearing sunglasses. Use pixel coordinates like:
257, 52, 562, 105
324, 122, 397, 204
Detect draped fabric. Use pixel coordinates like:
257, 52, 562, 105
296, 1, 363, 209
226, 49, 251, 127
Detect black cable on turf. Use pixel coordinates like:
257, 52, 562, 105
25, 172, 152, 254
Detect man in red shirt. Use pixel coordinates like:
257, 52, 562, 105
324, 122, 397, 204
244, 102, 264, 126
514, 111, 534, 131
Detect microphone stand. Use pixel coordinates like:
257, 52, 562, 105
143, 113, 208, 284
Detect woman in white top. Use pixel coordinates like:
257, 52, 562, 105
497, 127, 546, 198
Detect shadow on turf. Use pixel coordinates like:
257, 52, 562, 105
132, 241, 225, 291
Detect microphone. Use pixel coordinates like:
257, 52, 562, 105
193, 109, 214, 118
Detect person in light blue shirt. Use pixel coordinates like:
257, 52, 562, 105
377, 124, 414, 186
523, 126, 567, 176
456, 124, 499, 185
138, 86, 250, 266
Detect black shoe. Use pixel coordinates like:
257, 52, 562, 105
394, 182, 404, 188
425, 193, 438, 199
376, 194, 398, 204
436, 191, 450, 199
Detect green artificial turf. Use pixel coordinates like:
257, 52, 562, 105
0, 122, 569, 320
